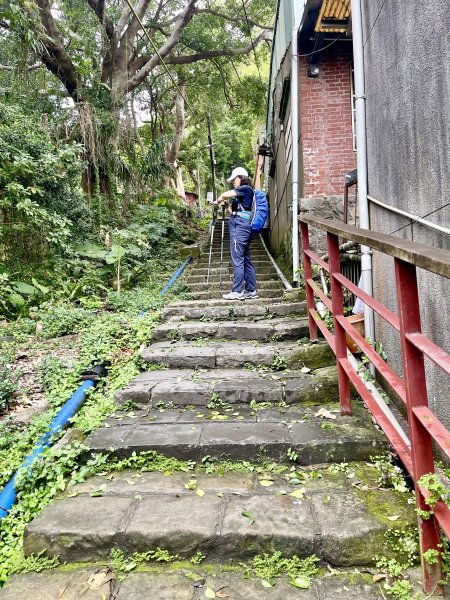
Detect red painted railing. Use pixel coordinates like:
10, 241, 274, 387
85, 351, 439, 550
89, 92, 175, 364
300, 215, 450, 594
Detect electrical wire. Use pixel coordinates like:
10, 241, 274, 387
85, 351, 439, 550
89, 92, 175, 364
240, 0, 266, 89
363, 0, 388, 49
296, 33, 346, 58
387, 201, 450, 236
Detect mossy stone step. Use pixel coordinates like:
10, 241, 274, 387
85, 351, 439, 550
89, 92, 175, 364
161, 300, 306, 322
151, 317, 309, 343
24, 461, 411, 567
187, 280, 282, 292
115, 365, 338, 407
194, 259, 273, 269
84, 403, 386, 464
189, 265, 278, 276
188, 289, 283, 300
0, 565, 393, 599
141, 340, 334, 370
185, 271, 278, 283
167, 292, 304, 309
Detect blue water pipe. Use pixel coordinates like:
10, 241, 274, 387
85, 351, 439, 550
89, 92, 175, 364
0, 379, 95, 520
0, 255, 194, 520
159, 255, 193, 296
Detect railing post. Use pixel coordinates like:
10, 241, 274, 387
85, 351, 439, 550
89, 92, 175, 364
328, 232, 352, 416
300, 221, 318, 341
395, 258, 444, 595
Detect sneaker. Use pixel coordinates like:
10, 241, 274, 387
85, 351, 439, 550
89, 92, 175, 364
244, 290, 258, 300
222, 291, 245, 301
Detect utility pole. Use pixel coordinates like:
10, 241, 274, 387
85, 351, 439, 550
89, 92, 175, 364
207, 113, 217, 205
196, 157, 203, 218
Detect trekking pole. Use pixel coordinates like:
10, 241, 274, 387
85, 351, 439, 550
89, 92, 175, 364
219, 206, 225, 287
206, 204, 218, 286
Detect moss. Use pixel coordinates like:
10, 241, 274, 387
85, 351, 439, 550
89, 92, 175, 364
287, 344, 336, 370
352, 463, 380, 488
360, 490, 415, 528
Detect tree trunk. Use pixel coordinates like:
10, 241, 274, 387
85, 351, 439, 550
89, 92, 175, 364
166, 80, 186, 165
163, 79, 186, 190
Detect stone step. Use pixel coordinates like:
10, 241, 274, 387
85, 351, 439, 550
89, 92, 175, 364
167, 292, 304, 309
186, 280, 282, 292
203, 255, 269, 263
191, 265, 275, 277
151, 317, 309, 343
24, 455, 410, 568
161, 300, 306, 321
189, 288, 284, 300
204, 250, 268, 259
194, 259, 273, 268
141, 340, 334, 370
185, 271, 278, 283
85, 403, 385, 464
116, 365, 338, 407
189, 265, 279, 276
0, 567, 390, 599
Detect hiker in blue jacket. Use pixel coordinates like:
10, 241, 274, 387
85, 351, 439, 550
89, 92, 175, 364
215, 167, 258, 301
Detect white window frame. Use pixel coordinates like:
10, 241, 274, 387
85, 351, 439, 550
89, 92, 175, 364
285, 112, 292, 171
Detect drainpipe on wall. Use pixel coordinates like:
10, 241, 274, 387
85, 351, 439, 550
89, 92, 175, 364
350, 0, 376, 356
291, 21, 301, 285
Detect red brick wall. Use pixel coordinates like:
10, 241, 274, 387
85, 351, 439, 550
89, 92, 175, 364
299, 44, 356, 198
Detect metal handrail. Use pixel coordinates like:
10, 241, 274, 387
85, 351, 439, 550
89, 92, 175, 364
368, 195, 450, 237
300, 216, 450, 594
258, 234, 293, 291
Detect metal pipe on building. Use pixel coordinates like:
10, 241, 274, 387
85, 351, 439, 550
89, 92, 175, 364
291, 21, 301, 285
368, 195, 450, 236
350, 0, 376, 355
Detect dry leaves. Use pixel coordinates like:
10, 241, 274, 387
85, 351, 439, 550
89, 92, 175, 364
314, 407, 337, 420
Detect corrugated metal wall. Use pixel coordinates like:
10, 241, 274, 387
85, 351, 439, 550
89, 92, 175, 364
266, 0, 304, 142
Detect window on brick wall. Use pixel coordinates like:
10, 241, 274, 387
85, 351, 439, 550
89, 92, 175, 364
350, 65, 357, 151
285, 112, 292, 171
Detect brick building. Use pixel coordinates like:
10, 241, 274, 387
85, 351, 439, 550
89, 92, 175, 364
264, 0, 355, 267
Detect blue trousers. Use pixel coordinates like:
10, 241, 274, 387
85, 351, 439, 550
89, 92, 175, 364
229, 215, 257, 292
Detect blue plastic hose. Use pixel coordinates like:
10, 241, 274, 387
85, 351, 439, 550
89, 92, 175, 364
0, 379, 95, 520
159, 255, 193, 296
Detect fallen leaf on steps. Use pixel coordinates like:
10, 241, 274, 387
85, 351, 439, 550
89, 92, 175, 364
314, 407, 337, 420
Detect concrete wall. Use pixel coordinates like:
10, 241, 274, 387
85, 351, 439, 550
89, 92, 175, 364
362, 0, 450, 425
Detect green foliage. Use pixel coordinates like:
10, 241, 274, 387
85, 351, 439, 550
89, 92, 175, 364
418, 473, 450, 508
0, 275, 50, 318
423, 549, 440, 565
38, 357, 70, 395
375, 558, 412, 600
0, 348, 19, 412
271, 351, 287, 371
102, 450, 193, 475
9, 551, 60, 576
372, 454, 409, 493
252, 551, 319, 588
207, 392, 231, 411
190, 551, 206, 564
39, 307, 96, 339
133, 548, 179, 564
287, 447, 299, 463
385, 527, 419, 566
0, 102, 87, 266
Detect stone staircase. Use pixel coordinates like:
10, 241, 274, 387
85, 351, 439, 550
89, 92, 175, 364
1, 232, 419, 599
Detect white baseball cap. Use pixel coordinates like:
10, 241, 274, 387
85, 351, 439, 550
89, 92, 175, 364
226, 167, 248, 182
